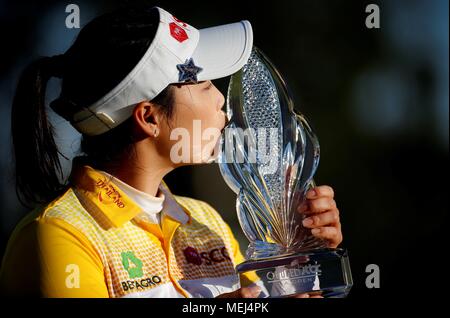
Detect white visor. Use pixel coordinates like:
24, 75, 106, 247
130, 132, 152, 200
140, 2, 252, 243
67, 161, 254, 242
70, 6, 253, 136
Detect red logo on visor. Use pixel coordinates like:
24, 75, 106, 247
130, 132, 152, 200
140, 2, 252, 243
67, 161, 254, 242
169, 22, 188, 43
172, 15, 188, 28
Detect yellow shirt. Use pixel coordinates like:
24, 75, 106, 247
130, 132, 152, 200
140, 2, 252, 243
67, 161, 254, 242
0, 163, 258, 297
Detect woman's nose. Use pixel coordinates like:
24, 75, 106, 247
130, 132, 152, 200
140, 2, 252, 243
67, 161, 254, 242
217, 93, 225, 112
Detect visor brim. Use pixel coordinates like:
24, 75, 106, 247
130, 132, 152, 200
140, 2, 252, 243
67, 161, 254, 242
191, 20, 253, 82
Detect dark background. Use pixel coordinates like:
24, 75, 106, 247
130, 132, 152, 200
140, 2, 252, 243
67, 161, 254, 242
0, 0, 448, 299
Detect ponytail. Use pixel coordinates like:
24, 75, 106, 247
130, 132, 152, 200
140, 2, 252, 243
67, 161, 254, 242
11, 55, 68, 207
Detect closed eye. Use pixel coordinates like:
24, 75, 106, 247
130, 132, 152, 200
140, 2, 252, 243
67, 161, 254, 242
204, 81, 213, 90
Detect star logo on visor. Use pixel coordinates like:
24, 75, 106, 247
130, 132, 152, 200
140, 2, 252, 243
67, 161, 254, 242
176, 58, 203, 83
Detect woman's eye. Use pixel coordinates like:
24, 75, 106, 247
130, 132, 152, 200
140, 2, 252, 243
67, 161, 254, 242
205, 82, 212, 90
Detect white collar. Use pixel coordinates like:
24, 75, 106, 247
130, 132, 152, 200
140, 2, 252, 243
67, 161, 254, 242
98, 170, 189, 225
98, 171, 164, 224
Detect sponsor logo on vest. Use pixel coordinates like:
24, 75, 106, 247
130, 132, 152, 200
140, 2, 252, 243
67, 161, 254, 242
266, 264, 322, 282
96, 178, 125, 208
183, 246, 231, 266
120, 251, 162, 291
121, 251, 143, 278
121, 276, 162, 292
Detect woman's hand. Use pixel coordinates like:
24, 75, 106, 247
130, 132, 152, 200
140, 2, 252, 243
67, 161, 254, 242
216, 286, 322, 298
216, 285, 261, 298
298, 185, 342, 248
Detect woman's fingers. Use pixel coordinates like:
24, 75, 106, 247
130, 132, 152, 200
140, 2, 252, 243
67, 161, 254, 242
298, 197, 337, 216
216, 285, 261, 298
289, 293, 324, 298
298, 185, 336, 215
289, 293, 310, 298
296, 185, 343, 248
304, 197, 337, 214
306, 185, 334, 199
302, 209, 340, 228
310, 226, 342, 244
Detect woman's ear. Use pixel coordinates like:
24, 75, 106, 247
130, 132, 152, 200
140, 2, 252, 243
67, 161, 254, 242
132, 101, 161, 138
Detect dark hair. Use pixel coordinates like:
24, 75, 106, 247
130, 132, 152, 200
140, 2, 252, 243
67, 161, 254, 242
11, 6, 174, 207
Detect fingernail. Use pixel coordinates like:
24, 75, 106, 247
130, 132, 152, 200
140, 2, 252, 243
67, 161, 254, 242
306, 190, 316, 198
311, 228, 321, 235
302, 218, 313, 227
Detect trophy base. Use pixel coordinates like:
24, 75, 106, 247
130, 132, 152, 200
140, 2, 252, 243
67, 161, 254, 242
237, 248, 352, 298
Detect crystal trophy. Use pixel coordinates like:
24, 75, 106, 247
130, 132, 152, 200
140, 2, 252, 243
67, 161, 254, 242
218, 47, 353, 298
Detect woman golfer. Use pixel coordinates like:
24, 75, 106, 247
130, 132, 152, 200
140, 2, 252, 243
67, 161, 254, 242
0, 6, 342, 298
